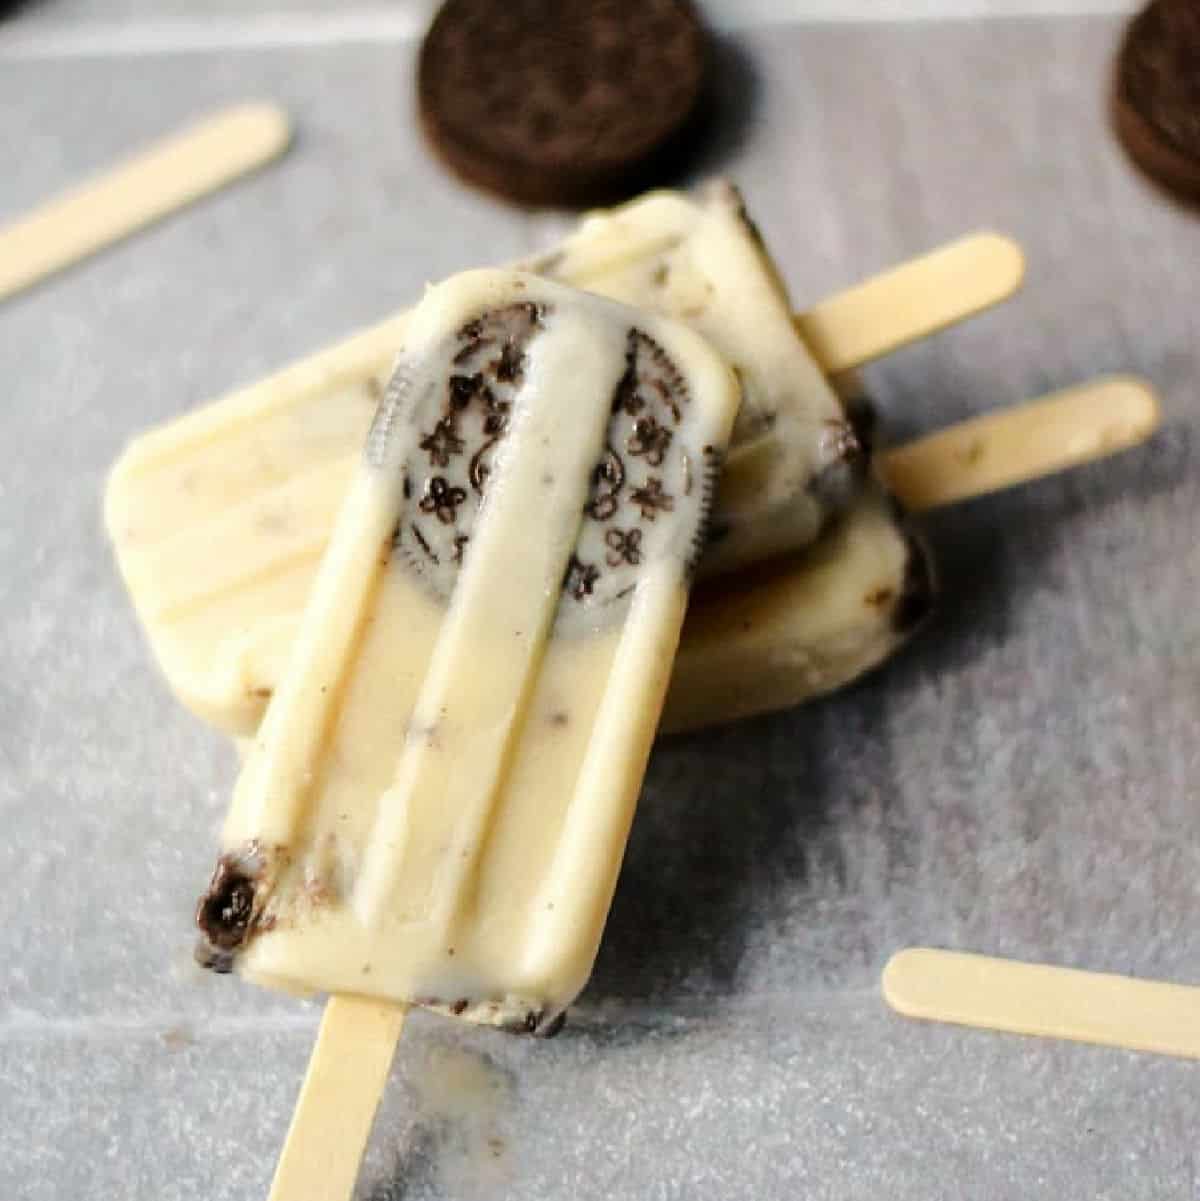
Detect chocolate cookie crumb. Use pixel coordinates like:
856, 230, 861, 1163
196, 858, 257, 948
195, 846, 270, 971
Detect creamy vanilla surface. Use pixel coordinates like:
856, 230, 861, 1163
195, 270, 738, 1030
664, 483, 933, 733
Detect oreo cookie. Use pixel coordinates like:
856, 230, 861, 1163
417, 0, 710, 208
1113, 0, 1200, 206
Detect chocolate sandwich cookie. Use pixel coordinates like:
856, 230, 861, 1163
417, 0, 710, 208
1113, 0, 1200, 205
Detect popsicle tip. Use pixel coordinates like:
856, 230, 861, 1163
969, 231, 1026, 297
1090, 373, 1162, 445
214, 101, 294, 159
880, 947, 939, 1015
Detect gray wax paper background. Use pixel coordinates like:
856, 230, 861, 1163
1, 4, 1196, 1199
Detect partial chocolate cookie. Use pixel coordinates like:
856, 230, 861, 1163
418, 0, 710, 208
1113, 0, 1200, 205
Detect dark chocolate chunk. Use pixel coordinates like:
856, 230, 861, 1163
1113, 0, 1200, 206
195, 848, 270, 972
417, 0, 711, 207
196, 856, 258, 950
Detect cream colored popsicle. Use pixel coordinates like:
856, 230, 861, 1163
195, 269, 739, 1029
105, 209, 1024, 735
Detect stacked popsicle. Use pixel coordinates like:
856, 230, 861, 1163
107, 182, 1046, 737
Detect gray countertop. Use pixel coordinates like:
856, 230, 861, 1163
2, 5, 1197, 1199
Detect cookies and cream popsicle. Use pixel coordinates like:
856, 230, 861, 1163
195, 269, 738, 1030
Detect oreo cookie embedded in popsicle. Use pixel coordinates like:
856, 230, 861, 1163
1113, 0, 1200, 206
417, 0, 710, 208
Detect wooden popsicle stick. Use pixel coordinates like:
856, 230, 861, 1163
267, 997, 406, 1201
883, 948, 1200, 1060
879, 375, 1161, 512
796, 232, 1025, 374
0, 102, 291, 303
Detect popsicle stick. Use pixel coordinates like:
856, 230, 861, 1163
883, 948, 1200, 1060
797, 232, 1025, 375
267, 996, 406, 1201
0, 102, 291, 302
879, 375, 1161, 512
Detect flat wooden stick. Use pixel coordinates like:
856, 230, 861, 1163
879, 375, 1161, 512
267, 996, 406, 1201
883, 948, 1200, 1060
0, 102, 291, 303
797, 232, 1025, 374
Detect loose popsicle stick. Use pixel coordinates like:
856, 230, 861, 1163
0, 102, 291, 303
267, 997, 407, 1201
796, 232, 1025, 374
878, 375, 1161, 512
883, 948, 1200, 1060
